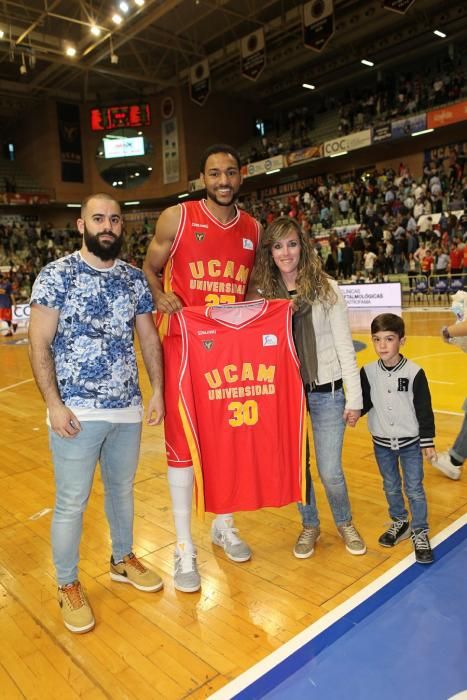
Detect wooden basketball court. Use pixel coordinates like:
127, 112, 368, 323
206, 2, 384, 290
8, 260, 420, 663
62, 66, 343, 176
0, 307, 465, 699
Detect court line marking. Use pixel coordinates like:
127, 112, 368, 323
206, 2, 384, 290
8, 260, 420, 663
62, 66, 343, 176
209, 513, 467, 700
434, 409, 463, 417
0, 378, 34, 393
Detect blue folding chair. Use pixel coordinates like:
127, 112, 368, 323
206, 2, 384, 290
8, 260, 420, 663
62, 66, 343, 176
431, 276, 449, 304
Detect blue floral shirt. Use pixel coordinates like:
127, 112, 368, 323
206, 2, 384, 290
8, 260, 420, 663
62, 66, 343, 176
30, 252, 154, 409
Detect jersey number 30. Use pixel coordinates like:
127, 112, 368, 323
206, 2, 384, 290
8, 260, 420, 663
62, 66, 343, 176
228, 400, 258, 427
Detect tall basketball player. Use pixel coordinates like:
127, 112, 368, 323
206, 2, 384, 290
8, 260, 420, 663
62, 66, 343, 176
143, 144, 262, 592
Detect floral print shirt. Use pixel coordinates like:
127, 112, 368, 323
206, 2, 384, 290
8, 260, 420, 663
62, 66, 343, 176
30, 252, 154, 409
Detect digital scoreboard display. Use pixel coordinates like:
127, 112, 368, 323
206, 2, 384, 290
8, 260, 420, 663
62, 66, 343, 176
90, 103, 151, 131
102, 136, 145, 159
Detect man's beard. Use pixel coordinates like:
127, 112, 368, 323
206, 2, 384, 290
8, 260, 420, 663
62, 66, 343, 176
206, 185, 239, 207
83, 226, 123, 261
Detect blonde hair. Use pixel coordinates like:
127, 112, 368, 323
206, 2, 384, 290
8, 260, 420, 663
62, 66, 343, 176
253, 216, 336, 306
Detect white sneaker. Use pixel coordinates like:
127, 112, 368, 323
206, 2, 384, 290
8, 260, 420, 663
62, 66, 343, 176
211, 522, 251, 562
431, 452, 462, 480
174, 544, 201, 593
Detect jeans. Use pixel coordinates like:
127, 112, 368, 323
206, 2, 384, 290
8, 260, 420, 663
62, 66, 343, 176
49, 421, 142, 585
374, 441, 428, 531
298, 388, 352, 528
450, 399, 467, 463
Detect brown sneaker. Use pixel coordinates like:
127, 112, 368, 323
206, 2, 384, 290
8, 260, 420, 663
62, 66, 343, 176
293, 526, 321, 559
110, 553, 163, 592
337, 523, 367, 555
57, 581, 95, 634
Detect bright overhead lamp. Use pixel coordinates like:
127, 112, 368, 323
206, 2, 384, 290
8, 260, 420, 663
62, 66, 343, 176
330, 151, 348, 158
124, 201, 140, 206
411, 128, 434, 137
66, 46, 77, 57
302, 83, 316, 90
178, 193, 189, 199
147, 166, 153, 170
119, 1, 130, 12
66, 203, 81, 208
112, 13, 123, 24
361, 59, 374, 67
266, 169, 281, 175
20, 53, 27, 75
135, 0, 145, 5
0, 30, 4, 39
433, 30, 446, 38
90, 24, 101, 36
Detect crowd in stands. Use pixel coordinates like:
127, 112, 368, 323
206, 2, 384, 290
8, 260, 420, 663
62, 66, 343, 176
243, 55, 465, 164
1, 150, 466, 307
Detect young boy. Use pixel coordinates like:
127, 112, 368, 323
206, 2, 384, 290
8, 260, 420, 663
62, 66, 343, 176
360, 313, 436, 564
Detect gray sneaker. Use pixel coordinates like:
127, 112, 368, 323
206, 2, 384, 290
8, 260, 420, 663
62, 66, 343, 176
174, 544, 201, 593
211, 522, 251, 562
337, 522, 367, 555
293, 526, 321, 559
431, 452, 462, 480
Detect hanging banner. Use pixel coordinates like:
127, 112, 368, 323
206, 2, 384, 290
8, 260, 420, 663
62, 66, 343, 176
57, 102, 84, 183
162, 117, 180, 185
383, 0, 415, 13
287, 145, 323, 165
303, 0, 334, 52
241, 28, 266, 81
190, 59, 210, 106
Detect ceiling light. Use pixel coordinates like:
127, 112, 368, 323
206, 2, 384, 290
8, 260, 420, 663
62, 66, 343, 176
124, 201, 140, 205
411, 128, 434, 137
0, 30, 4, 40
134, 172, 140, 176
135, 0, 145, 5
20, 53, 27, 75
330, 151, 348, 158
112, 13, 123, 24
266, 169, 281, 175
66, 46, 77, 57
433, 30, 446, 38
110, 53, 119, 64
361, 59, 374, 67
147, 166, 153, 171
119, 2, 130, 12
178, 193, 189, 199
302, 83, 316, 90
90, 25, 101, 36
66, 203, 81, 208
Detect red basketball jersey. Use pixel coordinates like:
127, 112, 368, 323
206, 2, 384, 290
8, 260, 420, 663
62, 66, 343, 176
176, 299, 307, 515
158, 199, 260, 339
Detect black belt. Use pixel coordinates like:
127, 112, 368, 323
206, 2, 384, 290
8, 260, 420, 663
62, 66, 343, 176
306, 379, 343, 393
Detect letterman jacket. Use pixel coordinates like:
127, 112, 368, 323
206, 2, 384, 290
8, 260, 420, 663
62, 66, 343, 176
360, 355, 435, 450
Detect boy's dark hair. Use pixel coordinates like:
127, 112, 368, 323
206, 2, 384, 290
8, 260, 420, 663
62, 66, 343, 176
371, 313, 405, 338
200, 144, 241, 173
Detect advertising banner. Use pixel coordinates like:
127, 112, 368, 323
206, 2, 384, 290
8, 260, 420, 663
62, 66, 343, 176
339, 282, 402, 308
323, 136, 347, 157
383, 0, 415, 13
57, 102, 84, 183
303, 0, 334, 52
242, 155, 284, 178
1, 192, 51, 205
346, 129, 372, 151
190, 59, 210, 106
286, 145, 322, 165
427, 101, 467, 129
162, 117, 180, 184
391, 113, 426, 139
372, 122, 392, 143
241, 28, 266, 81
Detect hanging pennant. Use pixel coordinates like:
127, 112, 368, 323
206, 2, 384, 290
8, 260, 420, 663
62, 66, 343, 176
241, 28, 266, 81
383, 0, 415, 13
303, 0, 334, 52
190, 59, 210, 106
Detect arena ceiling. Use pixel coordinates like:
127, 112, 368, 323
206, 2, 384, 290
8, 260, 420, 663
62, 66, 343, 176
0, 0, 466, 123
